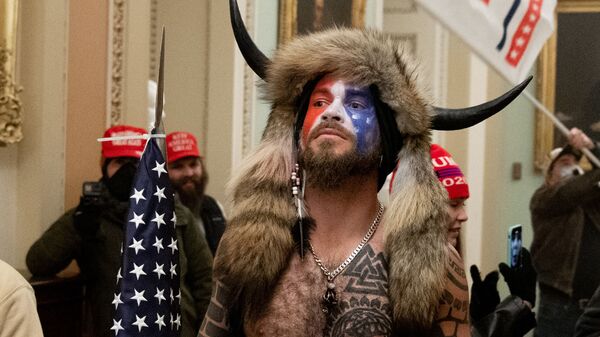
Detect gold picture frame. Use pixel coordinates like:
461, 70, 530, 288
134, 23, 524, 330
0, 0, 23, 146
535, 0, 600, 169
278, 0, 366, 45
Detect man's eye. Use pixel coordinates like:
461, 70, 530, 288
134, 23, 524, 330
313, 100, 327, 108
349, 101, 366, 109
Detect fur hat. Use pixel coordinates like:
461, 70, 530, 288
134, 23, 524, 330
222, 0, 530, 331
218, 28, 449, 332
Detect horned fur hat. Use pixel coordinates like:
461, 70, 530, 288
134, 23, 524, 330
215, 0, 531, 332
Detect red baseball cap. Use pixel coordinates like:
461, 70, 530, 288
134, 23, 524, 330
166, 131, 201, 163
101, 125, 146, 159
430, 144, 469, 200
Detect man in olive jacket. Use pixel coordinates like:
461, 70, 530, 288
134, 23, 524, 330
26, 125, 213, 337
530, 127, 600, 337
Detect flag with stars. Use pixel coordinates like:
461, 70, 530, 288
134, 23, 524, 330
112, 136, 181, 336
416, 0, 555, 84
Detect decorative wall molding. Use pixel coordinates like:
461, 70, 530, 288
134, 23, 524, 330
0, 45, 23, 146
149, 0, 158, 80
242, 0, 255, 157
0, 0, 23, 145
383, 0, 417, 14
108, 0, 126, 126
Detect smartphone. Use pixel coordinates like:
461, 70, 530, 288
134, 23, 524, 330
507, 224, 523, 268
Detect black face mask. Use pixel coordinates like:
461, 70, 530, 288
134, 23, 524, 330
106, 162, 137, 201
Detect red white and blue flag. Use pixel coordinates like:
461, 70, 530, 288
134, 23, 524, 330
416, 0, 556, 84
111, 135, 181, 336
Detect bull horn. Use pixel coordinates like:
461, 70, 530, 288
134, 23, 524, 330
229, 0, 270, 79
431, 76, 532, 130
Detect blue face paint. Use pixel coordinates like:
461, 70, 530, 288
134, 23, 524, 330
303, 76, 380, 155
343, 86, 379, 154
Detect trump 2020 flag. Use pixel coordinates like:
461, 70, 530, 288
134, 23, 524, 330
112, 136, 181, 336
416, 0, 556, 84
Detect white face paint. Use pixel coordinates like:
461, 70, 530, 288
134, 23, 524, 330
301, 74, 380, 154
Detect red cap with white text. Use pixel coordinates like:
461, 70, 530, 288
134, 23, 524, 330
430, 144, 469, 200
101, 125, 146, 159
166, 131, 201, 163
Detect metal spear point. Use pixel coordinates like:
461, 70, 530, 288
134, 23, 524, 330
154, 27, 165, 131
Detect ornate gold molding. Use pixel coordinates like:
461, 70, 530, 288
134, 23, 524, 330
243, 0, 255, 157
149, 0, 158, 80
278, 0, 366, 45
535, 0, 600, 170
0, 0, 23, 145
109, 0, 126, 126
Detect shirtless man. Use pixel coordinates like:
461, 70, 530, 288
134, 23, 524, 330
198, 2, 529, 335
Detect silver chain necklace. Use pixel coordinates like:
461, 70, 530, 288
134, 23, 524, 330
308, 202, 384, 314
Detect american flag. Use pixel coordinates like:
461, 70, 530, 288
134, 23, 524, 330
111, 136, 181, 336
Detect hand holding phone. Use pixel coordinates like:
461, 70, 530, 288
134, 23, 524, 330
508, 224, 523, 268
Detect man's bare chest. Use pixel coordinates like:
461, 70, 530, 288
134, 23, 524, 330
245, 244, 393, 337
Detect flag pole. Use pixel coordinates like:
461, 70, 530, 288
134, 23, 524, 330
520, 87, 600, 167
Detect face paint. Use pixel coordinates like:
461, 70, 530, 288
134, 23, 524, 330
302, 75, 380, 154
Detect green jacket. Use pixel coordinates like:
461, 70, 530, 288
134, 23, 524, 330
26, 197, 213, 337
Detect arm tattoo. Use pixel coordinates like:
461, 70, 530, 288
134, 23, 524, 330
198, 280, 231, 337
433, 250, 470, 337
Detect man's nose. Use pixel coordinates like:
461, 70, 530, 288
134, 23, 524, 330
320, 101, 345, 123
183, 166, 195, 177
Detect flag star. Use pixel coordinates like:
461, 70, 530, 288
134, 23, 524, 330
153, 263, 166, 279
176, 289, 181, 304
129, 263, 147, 280
523, 25, 532, 34
510, 50, 519, 60
110, 319, 124, 335
154, 186, 166, 203
152, 161, 167, 178
129, 212, 145, 229
170, 288, 175, 304
171, 212, 177, 226
155, 313, 166, 331
168, 238, 178, 254
131, 289, 148, 306
132, 315, 148, 332
151, 211, 166, 229
130, 188, 146, 204
120, 245, 123, 254
516, 37, 525, 47
154, 287, 166, 305
170, 262, 178, 279
529, 13, 537, 22
129, 237, 146, 255
170, 313, 174, 330
112, 293, 123, 309
174, 313, 181, 330
115, 268, 122, 285
153, 236, 164, 253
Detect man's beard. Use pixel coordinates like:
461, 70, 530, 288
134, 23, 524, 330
172, 173, 208, 212
299, 124, 380, 189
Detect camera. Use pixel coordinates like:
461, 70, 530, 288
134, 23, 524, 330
82, 182, 104, 197
81, 182, 108, 207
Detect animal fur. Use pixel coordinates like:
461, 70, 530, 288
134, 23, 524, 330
215, 28, 448, 332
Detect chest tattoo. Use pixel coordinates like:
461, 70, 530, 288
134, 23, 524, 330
324, 245, 393, 337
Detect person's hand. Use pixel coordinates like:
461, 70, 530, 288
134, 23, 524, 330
569, 128, 595, 150
469, 265, 500, 322
73, 196, 104, 237
498, 248, 537, 308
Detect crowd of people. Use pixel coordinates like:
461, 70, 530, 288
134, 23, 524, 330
3, 4, 600, 337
